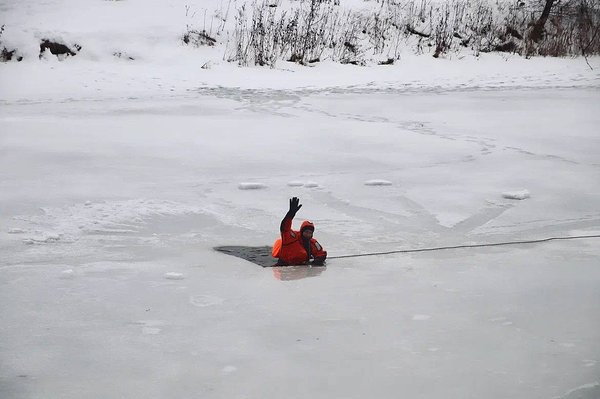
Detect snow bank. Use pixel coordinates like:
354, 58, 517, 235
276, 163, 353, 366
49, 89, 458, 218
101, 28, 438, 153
1, 0, 599, 104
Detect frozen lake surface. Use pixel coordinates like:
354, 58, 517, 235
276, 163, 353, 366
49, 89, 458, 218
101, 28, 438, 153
1, 86, 599, 399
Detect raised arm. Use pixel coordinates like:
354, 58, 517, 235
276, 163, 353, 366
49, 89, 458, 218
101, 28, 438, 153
280, 197, 302, 233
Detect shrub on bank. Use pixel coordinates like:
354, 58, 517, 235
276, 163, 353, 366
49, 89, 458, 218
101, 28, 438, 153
216, 0, 600, 66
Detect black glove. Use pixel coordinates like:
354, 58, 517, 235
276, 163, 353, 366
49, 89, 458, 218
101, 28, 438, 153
288, 197, 302, 216
312, 257, 326, 266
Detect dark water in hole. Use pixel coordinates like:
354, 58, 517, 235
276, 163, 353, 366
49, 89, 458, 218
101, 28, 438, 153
214, 246, 327, 281
214, 246, 277, 267
213, 246, 327, 281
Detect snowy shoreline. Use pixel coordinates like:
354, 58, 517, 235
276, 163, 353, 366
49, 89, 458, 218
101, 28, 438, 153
2, 0, 599, 102
1, 54, 599, 104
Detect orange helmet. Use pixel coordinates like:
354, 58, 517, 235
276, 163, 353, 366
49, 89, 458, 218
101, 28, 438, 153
300, 220, 315, 232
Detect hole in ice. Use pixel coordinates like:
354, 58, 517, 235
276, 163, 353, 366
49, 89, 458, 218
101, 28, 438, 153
214, 245, 276, 267
214, 246, 327, 282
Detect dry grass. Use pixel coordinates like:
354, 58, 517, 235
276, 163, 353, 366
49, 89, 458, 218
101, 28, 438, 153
213, 0, 600, 66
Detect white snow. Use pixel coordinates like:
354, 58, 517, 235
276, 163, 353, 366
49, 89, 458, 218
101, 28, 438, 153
238, 182, 269, 190
1, 1, 599, 399
222, 365, 238, 374
286, 181, 305, 187
560, 382, 600, 398
59, 269, 75, 279
163, 272, 185, 280
286, 180, 321, 188
136, 320, 165, 336
502, 190, 531, 200
303, 181, 320, 188
22, 232, 62, 245
189, 295, 225, 307
364, 179, 393, 186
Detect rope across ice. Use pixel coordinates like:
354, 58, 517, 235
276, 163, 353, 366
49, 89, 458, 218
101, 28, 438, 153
328, 234, 600, 260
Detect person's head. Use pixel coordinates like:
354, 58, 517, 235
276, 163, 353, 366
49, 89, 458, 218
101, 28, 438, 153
300, 220, 315, 239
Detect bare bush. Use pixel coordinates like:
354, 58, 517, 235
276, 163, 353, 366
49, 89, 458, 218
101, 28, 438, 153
183, 28, 217, 47
218, 0, 600, 66
0, 25, 23, 62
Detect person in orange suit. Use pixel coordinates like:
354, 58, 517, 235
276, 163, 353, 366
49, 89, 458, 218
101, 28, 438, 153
274, 197, 327, 266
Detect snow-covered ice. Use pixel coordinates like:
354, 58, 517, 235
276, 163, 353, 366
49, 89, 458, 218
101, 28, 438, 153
2, 90, 598, 399
2, 81, 599, 399
1, 1, 600, 399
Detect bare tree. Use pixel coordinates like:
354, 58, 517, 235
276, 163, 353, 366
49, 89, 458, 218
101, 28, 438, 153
531, 0, 556, 42
300, 0, 320, 63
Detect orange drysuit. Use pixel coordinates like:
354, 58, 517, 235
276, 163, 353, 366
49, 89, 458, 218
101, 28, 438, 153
277, 218, 327, 265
